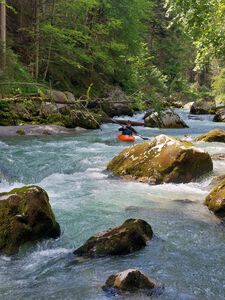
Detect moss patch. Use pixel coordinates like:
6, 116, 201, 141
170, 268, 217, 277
195, 128, 225, 143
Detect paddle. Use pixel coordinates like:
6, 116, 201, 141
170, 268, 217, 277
135, 134, 150, 141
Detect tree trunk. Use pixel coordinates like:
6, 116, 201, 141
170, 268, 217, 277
0, 1, 6, 71
43, 0, 56, 80
34, 0, 40, 80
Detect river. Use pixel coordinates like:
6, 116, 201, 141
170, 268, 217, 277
0, 109, 225, 300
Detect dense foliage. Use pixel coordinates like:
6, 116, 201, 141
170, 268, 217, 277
0, 0, 224, 106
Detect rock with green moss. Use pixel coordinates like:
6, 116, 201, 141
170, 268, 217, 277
205, 178, 225, 218
107, 135, 213, 184
46, 90, 74, 104
73, 219, 153, 258
16, 127, 26, 135
0, 186, 60, 255
102, 269, 161, 294
195, 128, 225, 143
144, 109, 188, 128
70, 110, 101, 129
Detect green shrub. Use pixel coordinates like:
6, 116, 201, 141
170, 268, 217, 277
212, 69, 225, 103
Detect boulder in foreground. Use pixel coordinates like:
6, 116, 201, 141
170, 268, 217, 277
195, 128, 225, 143
205, 178, 225, 218
144, 109, 188, 128
0, 186, 60, 255
73, 219, 153, 257
107, 135, 213, 184
102, 269, 162, 295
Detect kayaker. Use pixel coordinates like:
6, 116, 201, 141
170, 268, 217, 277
118, 121, 138, 136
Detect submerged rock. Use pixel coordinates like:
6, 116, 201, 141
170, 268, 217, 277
211, 153, 225, 161
208, 174, 225, 190
195, 128, 225, 143
73, 219, 153, 257
0, 186, 60, 255
205, 178, 225, 218
144, 109, 188, 128
107, 135, 213, 184
102, 269, 161, 294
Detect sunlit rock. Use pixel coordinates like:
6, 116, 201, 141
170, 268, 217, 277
0, 186, 60, 255
73, 219, 153, 257
184, 101, 194, 110
102, 269, 162, 295
205, 178, 225, 218
144, 109, 188, 128
195, 128, 225, 143
107, 134, 213, 184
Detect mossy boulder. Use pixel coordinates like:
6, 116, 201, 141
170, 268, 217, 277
107, 135, 213, 184
195, 128, 225, 143
205, 178, 225, 218
102, 269, 161, 294
44, 110, 101, 129
73, 219, 153, 258
0, 186, 60, 255
70, 110, 101, 129
144, 109, 188, 128
46, 90, 75, 104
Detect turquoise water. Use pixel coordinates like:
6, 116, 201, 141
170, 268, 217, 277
1, 110, 225, 299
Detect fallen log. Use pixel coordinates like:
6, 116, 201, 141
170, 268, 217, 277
109, 119, 144, 126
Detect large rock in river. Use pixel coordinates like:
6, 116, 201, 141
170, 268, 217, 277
0, 186, 60, 255
190, 99, 216, 115
107, 135, 213, 184
195, 128, 225, 143
213, 108, 225, 122
205, 178, 225, 218
144, 109, 188, 128
73, 219, 153, 258
103, 269, 161, 294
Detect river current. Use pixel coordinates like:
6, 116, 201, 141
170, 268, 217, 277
0, 109, 225, 300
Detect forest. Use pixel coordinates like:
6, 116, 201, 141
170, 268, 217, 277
0, 0, 224, 108
1, 1, 225, 299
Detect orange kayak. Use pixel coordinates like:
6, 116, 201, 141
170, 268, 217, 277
117, 134, 135, 142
